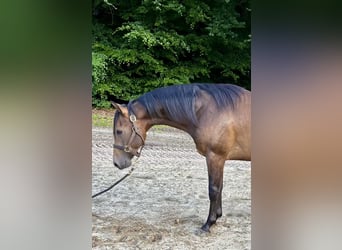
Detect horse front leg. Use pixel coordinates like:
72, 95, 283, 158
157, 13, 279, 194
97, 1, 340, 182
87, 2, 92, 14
201, 152, 225, 232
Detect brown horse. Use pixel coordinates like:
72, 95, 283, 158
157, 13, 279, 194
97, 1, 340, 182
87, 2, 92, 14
112, 83, 250, 232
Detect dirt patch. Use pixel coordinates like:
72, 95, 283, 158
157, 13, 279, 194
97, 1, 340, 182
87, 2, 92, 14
92, 109, 115, 117
92, 127, 251, 249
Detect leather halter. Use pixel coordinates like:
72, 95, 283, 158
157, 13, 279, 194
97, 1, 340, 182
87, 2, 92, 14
113, 108, 145, 157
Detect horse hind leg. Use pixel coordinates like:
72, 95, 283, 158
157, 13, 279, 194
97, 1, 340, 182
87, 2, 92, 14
201, 152, 225, 232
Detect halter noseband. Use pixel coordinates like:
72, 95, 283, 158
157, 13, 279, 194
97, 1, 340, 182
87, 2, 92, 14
113, 105, 145, 157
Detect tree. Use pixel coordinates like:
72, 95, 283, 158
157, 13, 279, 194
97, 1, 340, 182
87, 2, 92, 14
92, 0, 250, 107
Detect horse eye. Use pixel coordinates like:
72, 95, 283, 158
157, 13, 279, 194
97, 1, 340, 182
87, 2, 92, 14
116, 130, 123, 135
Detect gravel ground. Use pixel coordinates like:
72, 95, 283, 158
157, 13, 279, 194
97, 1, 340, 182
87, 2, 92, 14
92, 126, 251, 250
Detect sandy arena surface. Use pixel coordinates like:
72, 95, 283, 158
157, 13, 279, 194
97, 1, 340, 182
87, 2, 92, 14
92, 126, 251, 249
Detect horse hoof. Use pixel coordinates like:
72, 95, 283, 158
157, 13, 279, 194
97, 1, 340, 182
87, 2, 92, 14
195, 227, 210, 236
200, 224, 211, 233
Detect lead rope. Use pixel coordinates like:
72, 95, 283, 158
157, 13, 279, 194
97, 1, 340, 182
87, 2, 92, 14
92, 155, 141, 199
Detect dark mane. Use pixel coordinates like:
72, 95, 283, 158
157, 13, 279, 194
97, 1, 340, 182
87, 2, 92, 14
132, 83, 245, 126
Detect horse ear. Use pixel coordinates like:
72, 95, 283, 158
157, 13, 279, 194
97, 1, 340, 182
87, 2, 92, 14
111, 102, 129, 117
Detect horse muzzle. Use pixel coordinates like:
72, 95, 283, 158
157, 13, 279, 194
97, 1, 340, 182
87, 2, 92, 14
113, 158, 132, 169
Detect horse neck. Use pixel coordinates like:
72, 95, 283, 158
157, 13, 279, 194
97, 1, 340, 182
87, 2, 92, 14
144, 116, 193, 135
133, 101, 195, 135
149, 118, 187, 130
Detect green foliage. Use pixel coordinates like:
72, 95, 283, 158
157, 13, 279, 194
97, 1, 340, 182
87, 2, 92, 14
92, 0, 250, 107
92, 112, 113, 127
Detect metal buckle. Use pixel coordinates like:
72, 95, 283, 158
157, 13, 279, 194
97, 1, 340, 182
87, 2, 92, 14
124, 146, 130, 152
129, 114, 136, 122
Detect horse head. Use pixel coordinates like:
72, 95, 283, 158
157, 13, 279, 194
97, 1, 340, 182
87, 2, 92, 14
112, 102, 146, 169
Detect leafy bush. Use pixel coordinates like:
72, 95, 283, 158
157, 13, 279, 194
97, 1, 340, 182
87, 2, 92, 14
92, 0, 250, 107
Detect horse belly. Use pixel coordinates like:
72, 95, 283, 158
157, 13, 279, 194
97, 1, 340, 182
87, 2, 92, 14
212, 121, 250, 160
227, 146, 251, 160
226, 128, 251, 160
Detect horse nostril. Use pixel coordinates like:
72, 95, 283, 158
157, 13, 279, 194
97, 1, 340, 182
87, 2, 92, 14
114, 162, 119, 168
